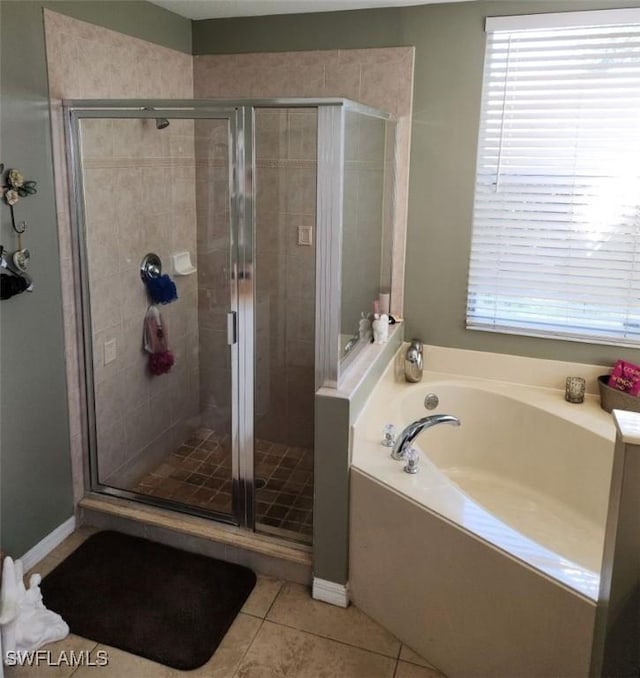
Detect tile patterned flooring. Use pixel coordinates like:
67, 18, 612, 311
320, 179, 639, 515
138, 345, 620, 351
254, 439, 314, 542
10, 527, 446, 678
132, 429, 313, 544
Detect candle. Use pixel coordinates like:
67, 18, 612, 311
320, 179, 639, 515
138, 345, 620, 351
565, 377, 586, 404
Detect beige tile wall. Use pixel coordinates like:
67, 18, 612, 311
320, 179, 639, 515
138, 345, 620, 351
44, 10, 196, 495
44, 10, 414, 506
194, 47, 414, 446
82, 120, 199, 484
194, 119, 233, 435
194, 49, 413, 448
194, 47, 415, 315
253, 108, 317, 448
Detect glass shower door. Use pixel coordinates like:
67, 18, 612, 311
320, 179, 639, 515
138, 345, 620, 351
72, 108, 241, 523
190, 115, 238, 519
252, 107, 317, 544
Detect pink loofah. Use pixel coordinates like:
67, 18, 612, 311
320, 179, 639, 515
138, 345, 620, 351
149, 350, 174, 376
149, 351, 175, 374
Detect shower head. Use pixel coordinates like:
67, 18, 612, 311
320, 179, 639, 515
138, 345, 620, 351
143, 107, 170, 130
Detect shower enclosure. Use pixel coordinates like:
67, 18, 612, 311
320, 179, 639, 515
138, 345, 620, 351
65, 99, 394, 545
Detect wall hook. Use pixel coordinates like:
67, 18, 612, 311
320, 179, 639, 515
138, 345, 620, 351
1, 164, 37, 237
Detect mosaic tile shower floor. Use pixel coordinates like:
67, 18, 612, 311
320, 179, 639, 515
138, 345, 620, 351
133, 428, 313, 543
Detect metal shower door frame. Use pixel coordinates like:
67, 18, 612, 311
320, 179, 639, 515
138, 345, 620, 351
64, 101, 250, 528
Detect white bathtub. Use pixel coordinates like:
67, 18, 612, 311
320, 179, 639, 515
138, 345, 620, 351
349, 346, 617, 676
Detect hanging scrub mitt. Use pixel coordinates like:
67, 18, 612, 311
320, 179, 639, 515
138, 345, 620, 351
144, 274, 178, 305
143, 305, 175, 376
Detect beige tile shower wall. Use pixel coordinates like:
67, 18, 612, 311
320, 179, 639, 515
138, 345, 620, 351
253, 109, 317, 449
82, 121, 199, 484
194, 47, 415, 315
44, 10, 197, 498
194, 120, 232, 434
194, 109, 317, 449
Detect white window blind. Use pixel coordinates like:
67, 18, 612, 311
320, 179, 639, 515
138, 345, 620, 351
467, 9, 640, 346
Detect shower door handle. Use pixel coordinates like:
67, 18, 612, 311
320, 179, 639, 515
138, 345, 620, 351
227, 311, 237, 345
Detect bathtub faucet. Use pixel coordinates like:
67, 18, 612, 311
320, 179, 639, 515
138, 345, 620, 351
391, 414, 461, 460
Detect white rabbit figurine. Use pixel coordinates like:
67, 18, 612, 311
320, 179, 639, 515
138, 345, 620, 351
372, 314, 389, 344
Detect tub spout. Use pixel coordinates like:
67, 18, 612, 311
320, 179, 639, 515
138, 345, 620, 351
391, 414, 461, 461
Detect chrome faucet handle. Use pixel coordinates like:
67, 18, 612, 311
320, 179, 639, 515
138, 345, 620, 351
403, 447, 419, 474
382, 424, 396, 448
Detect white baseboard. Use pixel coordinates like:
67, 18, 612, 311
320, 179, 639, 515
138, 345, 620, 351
312, 577, 349, 608
19, 515, 76, 572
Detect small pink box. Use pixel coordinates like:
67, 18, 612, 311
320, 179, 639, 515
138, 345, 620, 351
608, 359, 640, 396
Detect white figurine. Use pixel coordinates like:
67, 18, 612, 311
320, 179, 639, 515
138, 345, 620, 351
0, 556, 68, 664
372, 313, 389, 344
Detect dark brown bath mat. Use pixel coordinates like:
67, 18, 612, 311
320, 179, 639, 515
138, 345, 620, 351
40, 530, 256, 670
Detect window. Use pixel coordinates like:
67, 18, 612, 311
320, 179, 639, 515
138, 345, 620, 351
467, 9, 640, 346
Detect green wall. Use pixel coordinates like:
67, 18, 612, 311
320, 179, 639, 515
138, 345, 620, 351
0, 1, 190, 558
194, 0, 640, 367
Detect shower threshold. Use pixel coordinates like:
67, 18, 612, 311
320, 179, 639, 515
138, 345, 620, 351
78, 493, 312, 585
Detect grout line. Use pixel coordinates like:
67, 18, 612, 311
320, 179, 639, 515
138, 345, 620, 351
231, 618, 266, 678
398, 653, 445, 674
263, 580, 286, 621
68, 640, 100, 677
263, 616, 401, 661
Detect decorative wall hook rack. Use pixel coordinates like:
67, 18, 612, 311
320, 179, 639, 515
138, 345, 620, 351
1, 164, 37, 300
1, 163, 37, 235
